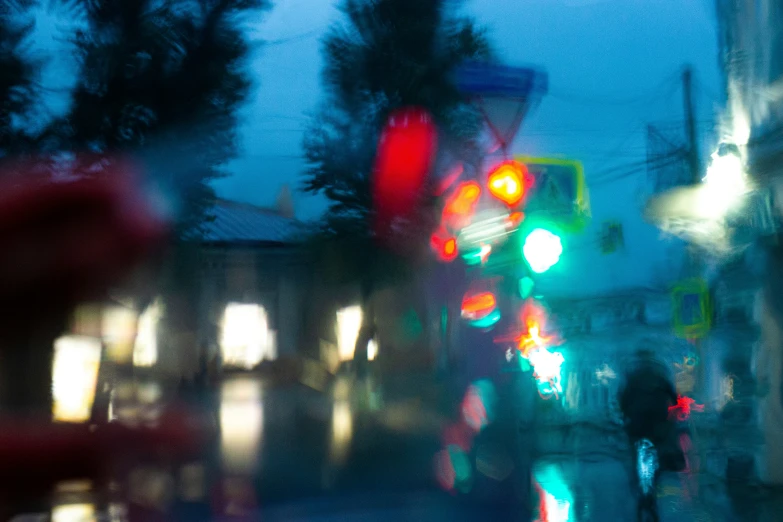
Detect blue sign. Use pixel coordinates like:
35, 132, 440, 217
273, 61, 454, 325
456, 61, 548, 98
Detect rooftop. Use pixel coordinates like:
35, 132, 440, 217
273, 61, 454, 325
200, 199, 308, 245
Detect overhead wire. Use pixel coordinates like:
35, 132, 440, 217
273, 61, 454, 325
527, 69, 687, 185
257, 27, 324, 47
590, 153, 687, 187
547, 71, 681, 107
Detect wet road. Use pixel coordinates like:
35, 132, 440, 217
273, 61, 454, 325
39, 373, 783, 521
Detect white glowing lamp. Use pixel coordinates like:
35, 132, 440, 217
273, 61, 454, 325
700, 143, 749, 218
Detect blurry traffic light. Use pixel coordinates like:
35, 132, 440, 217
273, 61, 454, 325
522, 228, 562, 273
461, 291, 497, 320
487, 161, 528, 207
431, 230, 458, 262
462, 291, 501, 329
519, 277, 535, 299
462, 244, 492, 266
599, 221, 624, 254
372, 107, 438, 239
443, 181, 482, 228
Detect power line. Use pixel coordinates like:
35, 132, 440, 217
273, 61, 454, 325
591, 154, 686, 187
693, 74, 724, 104
593, 153, 685, 185
248, 128, 305, 133
243, 153, 304, 160
520, 120, 714, 137
589, 149, 685, 184
252, 113, 310, 123
577, 124, 647, 165
258, 28, 323, 47
589, 155, 658, 182
548, 71, 680, 107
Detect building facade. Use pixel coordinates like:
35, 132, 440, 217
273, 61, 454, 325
715, 0, 783, 483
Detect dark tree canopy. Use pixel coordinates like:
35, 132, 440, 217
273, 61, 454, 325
0, 1, 40, 157
52, 0, 269, 235
303, 0, 491, 286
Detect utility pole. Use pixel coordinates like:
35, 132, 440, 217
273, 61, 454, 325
681, 65, 703, 279
683, 66, 701, 184
682, 65, 705, 402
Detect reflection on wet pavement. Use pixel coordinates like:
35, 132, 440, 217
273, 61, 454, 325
220, 377, 263, 474
110, 381, 163, 427
13, 373, 783, 521
329, 400, 353, 465
51, 504, 95, 522
534, 462, 573, 521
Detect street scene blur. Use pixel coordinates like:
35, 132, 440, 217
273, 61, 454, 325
1, 0, 782, 520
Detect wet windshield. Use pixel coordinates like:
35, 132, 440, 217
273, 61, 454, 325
0, 0, 779, 520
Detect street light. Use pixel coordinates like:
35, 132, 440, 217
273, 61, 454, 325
644, 141, 755, 254
701, 142, 748, 218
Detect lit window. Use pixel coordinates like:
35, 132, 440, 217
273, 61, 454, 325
103, 305, 136, 364
367, 338, 378, 361
134, 300, 161, 367
221, 303, 274, 369
336, 306, 362, 361
52, 335, 102, 423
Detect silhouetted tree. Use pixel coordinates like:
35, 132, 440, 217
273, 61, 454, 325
55, 0, 268, 234
44, 0, 270, 390
0, 0, 266, 431
303, 0, 491, 368
0, 0, 40, 157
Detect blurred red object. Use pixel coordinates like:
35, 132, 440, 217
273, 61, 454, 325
668, 394, 704, 421
0, 410, 207, 517
0, 406, 206, 487
372, 107, 438, 240
442, 180, 481, 229
430, 227, 458, 262
441, 421, 474, 452
0, 156, 168, 314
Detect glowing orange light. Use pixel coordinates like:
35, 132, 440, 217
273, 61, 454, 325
487, 161, 527, 206
431, 231, 458, 262
444, 181, 481, 224
443, 238, 457, 256
514, 302, 559, 358
461, 292, 497, 320
508, 211, 524, 227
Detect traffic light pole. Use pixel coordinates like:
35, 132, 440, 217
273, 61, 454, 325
682, 65, 706, 402
683, 67, 701, 185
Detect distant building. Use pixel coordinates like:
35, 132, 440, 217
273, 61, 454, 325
65, 198, 314, 382
185, 198, 312, 374
715, 0, 783, 184
714, 0, 783, 484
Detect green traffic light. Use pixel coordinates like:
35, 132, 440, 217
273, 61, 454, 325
519, 276, 535, 298
522, 228, 563, 273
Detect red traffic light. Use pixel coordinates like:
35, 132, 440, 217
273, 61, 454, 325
443, 181, 481, 228
372, 107, 438, 239
487, 161, 528, 207
461, 291, 497, 321
431, 230, 458, 262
